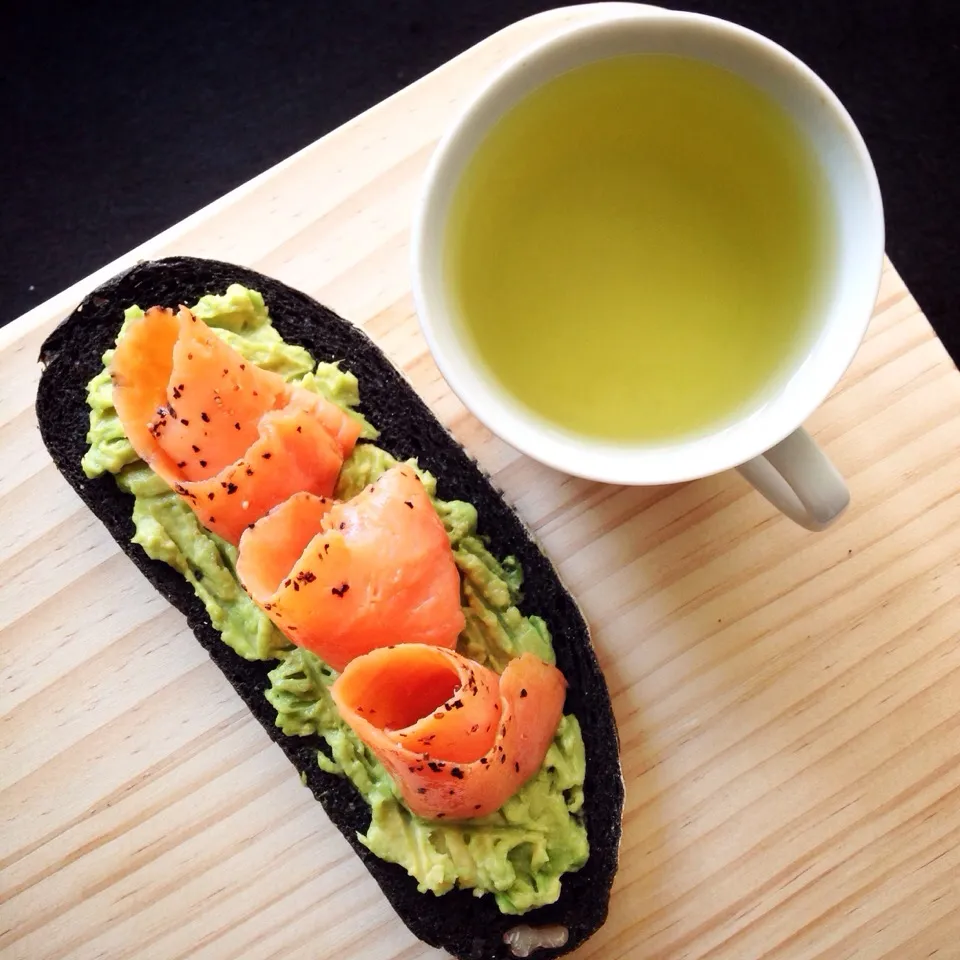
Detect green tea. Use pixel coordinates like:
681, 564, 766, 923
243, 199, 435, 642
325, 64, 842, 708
445, 55, 834, 442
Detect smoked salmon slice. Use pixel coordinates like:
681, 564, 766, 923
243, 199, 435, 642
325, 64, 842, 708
236, 465, 465, 670
331, 646, 566, 820
110, 305, 361, 543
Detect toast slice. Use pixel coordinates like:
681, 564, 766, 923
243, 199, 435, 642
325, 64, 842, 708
36, 256, 623, 960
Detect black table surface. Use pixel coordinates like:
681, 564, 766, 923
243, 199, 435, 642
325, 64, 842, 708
3, 1, 957, 364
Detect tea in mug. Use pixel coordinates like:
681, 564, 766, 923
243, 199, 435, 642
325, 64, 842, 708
445, 54, 834, 442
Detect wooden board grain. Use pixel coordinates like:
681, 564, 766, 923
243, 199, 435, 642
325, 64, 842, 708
2, 4, 960, 959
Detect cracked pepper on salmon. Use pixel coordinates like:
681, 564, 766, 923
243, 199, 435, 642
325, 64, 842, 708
331, 646, 567, 819
236, 465, 466, 671
110, 305, 361, 543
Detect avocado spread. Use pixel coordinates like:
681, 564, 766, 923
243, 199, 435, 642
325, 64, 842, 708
82, 284, 588, 914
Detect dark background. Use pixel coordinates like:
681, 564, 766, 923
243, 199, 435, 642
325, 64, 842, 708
3, 1, 958, 361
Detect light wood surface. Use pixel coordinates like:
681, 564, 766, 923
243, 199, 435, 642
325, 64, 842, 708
2, 5, 959, 959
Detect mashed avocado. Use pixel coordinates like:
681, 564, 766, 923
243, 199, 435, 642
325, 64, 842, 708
82, 284, 588, 914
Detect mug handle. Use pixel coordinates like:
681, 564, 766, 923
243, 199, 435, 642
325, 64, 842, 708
736, 427, 849, 531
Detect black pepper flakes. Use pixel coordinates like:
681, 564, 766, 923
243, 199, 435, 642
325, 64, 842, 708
234, 422, 240, 430
226, 482, 238, 495
199, 460, 207, 468
207, 492, 215, 500
404, 501, 414, 509
500, 755, 506, 765
191, 444, 200, 453
180, 418, 190, 426
417, 787, 427, 794
520, 688, 528, 698
515, 761, 520, 773
450, 767, 464, 779
331, 582, 350, 597
262, 452, 272, 459
200, 412, 210, 423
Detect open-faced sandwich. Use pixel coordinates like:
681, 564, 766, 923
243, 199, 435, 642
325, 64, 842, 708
37, 257, 623, 960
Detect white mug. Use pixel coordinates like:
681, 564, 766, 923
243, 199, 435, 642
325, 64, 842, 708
411, 7, 884, 530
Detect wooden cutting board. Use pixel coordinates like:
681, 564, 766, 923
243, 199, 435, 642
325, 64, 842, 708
2, 5, 959, 959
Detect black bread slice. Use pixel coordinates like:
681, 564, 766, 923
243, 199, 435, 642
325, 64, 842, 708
36, 257, 623, 960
